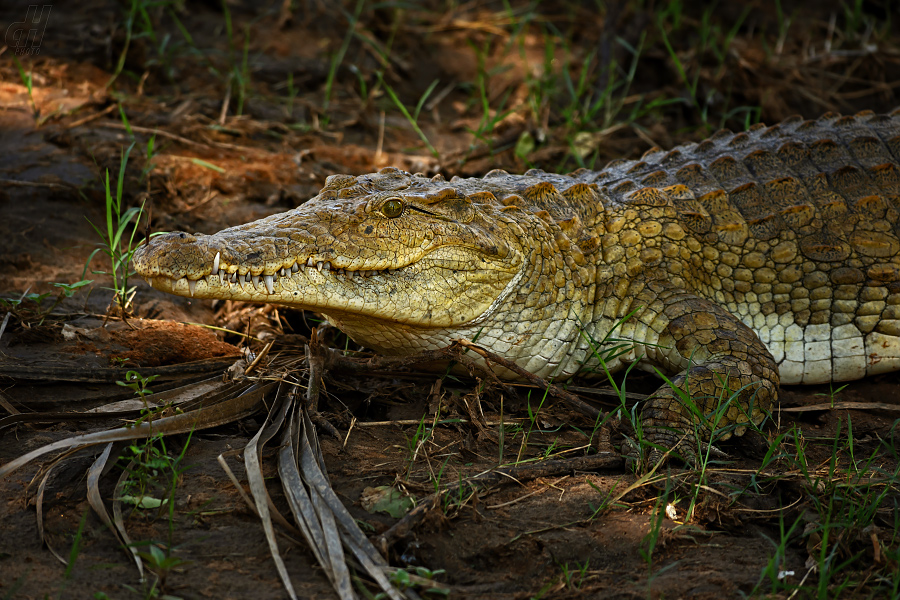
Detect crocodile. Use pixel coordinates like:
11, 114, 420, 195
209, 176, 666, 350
133, 110, 900, 465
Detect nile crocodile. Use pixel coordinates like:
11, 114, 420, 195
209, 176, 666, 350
133, 110, 900, 465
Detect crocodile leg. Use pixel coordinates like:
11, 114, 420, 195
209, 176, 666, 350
634, 290, 780, 467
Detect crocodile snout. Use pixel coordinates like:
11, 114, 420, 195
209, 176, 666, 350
133, 231, 212, 279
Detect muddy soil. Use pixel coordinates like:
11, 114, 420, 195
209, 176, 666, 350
1, 1, 899, 599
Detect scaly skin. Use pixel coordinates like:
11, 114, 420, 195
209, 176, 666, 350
133, 110, 900, 465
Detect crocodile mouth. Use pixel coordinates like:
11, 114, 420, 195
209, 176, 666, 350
135, 229, 522, 329
144, 251, 404, 298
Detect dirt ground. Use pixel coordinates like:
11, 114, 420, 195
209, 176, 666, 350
1, 1, 899, 599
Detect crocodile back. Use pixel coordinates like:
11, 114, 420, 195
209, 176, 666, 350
575, 110, 900, 384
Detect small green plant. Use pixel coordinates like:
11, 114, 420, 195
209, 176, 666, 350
117, 369, 160, 413
119, 435, 172, 511
443, 470, 472, 515
380, 74, 440, 158
107, 0, 138, 89
53, 510, 90, 599
323, 0, 366, 115
130, 541, 191, 597
754, 508, 805, 595
516, 386, 552, 463
404, 412, 434, 478
640, 488, 666, 570
656, 3, 758, 130
464, 39, 515, 149
558, 560, 589, 589
575, 309, 648, 461
815, 383, 849, 409
12, 55, 38, 118
119, 429, 195, 597
130, 0, 196, 83
85, 142, 147, 316
376, 566, 449, 599
586, 478, 623, 519
639, 479, 682, 593
0, 280, 92, 325
749, 415, 900, 597
116, 369, 174, 513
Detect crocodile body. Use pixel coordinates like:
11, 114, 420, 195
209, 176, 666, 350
134, 110, 900, 463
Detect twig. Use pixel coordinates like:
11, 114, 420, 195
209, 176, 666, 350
219, 78, 232, 126
486, 475, 569, 510
0, 389, 22, 417
99, 121, 211, 148
64, 104, 117, 129
0, 178, 76, 191
245, 340, 274, 376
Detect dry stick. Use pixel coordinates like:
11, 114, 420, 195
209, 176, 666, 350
99, 122, 210, 149
100, 121, 268, 154
64, 103, 117, 129
455, 339, 602, 420
374, 452, 623, 554
219, 78, 232, 126
0, 390, 21, 417
245, 340, 274, 376
0, 178, 75, 191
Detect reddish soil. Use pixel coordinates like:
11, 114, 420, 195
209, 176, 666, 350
1, 2, 899, 599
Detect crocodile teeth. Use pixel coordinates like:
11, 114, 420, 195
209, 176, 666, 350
264, 274, 275, 294
279, 267, 286, 277
291, 263, 299, 273
307, 258, 316, 268
316, 261, 323, 272
322, 262, 331, 271
188, 279, 196, 297
230, 272, 237, 283
251, 274, 260, 288
212, 252, 220, 275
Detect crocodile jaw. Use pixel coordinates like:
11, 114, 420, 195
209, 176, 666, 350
137, 237, 522, 331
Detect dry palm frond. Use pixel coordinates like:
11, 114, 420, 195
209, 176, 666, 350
0, 349, 416, 599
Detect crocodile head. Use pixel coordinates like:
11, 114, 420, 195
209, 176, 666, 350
133, 167, 603, 356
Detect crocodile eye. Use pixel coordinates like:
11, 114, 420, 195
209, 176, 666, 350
382, 198, 404, 218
